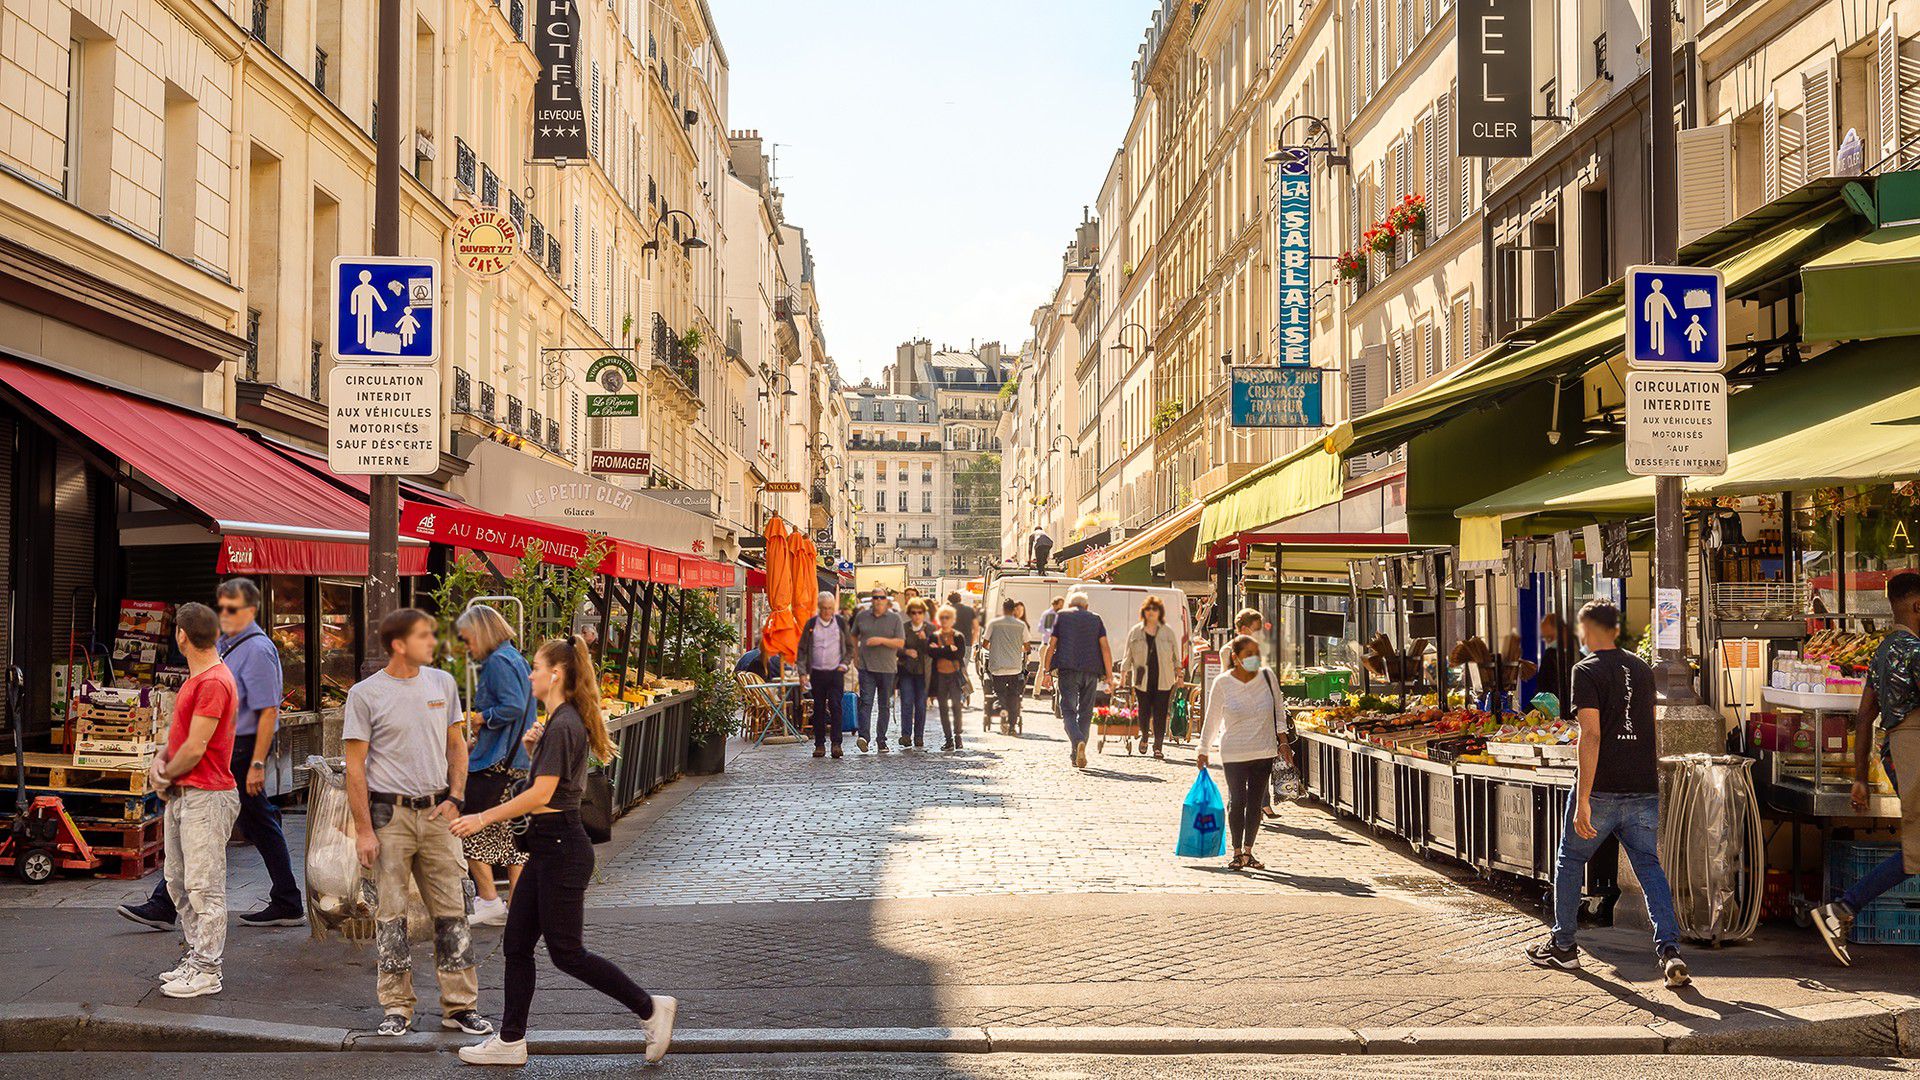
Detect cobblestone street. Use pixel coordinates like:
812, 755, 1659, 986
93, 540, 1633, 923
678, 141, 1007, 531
2, 694, 1916, 1040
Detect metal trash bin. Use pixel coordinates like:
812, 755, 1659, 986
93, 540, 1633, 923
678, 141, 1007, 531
1659, 753, 1764, 945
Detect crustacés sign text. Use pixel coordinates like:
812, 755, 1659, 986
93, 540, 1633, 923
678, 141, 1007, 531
1275, 149, 1313, 366
532, 0, 590, 162
1231, 366, 1324, 428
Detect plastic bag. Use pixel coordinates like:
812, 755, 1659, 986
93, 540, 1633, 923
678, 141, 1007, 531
1270, 760, 1306, 803
304, 756, 446, 941
1176, 769, 1227, 858
842, 690, 859, 733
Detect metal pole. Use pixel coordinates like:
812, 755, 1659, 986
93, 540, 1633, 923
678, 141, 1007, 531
1648, 0, 1695, 704
364, 0, 403, 668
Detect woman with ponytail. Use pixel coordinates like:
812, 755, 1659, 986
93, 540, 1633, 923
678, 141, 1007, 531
450, 634, 675, 1065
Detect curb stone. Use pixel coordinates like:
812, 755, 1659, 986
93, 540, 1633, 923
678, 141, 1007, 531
2, 1004, 1915, 1057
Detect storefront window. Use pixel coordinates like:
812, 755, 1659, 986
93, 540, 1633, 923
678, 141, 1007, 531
1797, 488, 1920, 618
270, 578, 310, 712
319, 580, 361, 710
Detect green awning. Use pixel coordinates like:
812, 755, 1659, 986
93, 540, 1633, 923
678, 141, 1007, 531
1802, 223, 1920, 341
1456, 337, 1920, 524
1196, 444, 1344, 548
1330, 205, 1852, 460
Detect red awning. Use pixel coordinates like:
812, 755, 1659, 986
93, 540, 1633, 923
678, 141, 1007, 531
219, 534, 428, 577
0, 352, 426, 575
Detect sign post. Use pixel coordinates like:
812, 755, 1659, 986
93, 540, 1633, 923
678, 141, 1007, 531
365, 0, 406, 671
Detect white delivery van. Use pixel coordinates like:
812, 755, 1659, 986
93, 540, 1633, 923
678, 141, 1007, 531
1076, 584, 1195, 683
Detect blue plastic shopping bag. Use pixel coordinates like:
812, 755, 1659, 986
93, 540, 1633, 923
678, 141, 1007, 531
1176, 769, 1227, 858
841, 691, 859, 733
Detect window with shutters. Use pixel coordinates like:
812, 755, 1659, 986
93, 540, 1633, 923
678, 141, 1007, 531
1420, 107, 1437, 234
1391, 137, 1409, 262
1389, 329, 1409, 394
1677, 124, 1733, 244
570, 204, 581, 299
589, 230, 599, 327
1803, 61, 1836, 180
590, 62, 602, 160
1878, 18, 1920, 170
1452, 291, 1474, 368
1418, 317, 1437, 380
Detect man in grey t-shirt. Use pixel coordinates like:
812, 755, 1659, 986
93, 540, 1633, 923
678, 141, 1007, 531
851, 590, 906, 752
344, 608, 488, 1040
983, 599, 1030, 730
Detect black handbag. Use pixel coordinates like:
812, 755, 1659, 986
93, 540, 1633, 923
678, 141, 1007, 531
580, 767, 614, 843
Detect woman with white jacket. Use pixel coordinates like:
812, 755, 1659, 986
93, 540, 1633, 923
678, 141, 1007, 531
1196, 635, 1294, 870
1123, 597, 1181, 758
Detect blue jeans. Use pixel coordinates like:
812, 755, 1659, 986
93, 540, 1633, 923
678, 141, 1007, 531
1841, 852, 1914, 912
149, 742, 301, 916
897, 673, 928, 744
858, 670, 898, 745
1057, 670, 1101, 756
1552, 790, 1680, 955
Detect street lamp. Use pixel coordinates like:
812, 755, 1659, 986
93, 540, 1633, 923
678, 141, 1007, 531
1049, 434, 1079, 459
642, 208, 707, 257
758, 371, 798, 400
1111, 321, 1152, 356
1263, 115, 1349, 169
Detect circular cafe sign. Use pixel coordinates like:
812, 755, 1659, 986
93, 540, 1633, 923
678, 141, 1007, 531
451, 208, 518, 278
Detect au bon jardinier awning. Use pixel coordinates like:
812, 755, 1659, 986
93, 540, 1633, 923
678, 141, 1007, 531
0, 351, 428, 575
401, 501, 728, 587
1453, 337, 1920, 544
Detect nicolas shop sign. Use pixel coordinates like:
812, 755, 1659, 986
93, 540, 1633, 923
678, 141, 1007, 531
1457, 0, 1532, 158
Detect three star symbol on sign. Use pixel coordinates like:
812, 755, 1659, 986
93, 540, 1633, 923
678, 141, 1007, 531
536, 124, 584, 137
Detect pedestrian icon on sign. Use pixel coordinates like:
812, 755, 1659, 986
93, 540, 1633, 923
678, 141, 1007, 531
1641, 279, 1675, 354
1625, 265, 1725, 371
330, 256, 439, 363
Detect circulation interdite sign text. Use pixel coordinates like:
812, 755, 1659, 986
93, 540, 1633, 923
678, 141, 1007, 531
1625, 372, 1729, 477
328, 366, 440, 475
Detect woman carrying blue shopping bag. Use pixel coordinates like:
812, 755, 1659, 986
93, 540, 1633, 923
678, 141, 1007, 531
1176, 769, 1227, 858
1195, 635, 1294, 871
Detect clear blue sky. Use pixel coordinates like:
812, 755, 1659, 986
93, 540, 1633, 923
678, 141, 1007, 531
710, 0, 1162, 383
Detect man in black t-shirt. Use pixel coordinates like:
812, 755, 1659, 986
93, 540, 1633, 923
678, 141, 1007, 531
1525, 599, 1690, 989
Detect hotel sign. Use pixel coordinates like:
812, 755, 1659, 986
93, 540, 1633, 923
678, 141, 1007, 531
1457, 0, 1532, 158
1275, 149, 1313, 366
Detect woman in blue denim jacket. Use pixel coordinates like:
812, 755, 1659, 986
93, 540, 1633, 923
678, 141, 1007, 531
456, 605, 538, 926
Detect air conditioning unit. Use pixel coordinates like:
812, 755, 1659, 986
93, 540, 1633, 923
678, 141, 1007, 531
1110, 527, 1128, 542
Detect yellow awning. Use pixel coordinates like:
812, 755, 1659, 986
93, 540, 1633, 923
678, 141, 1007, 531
1082, 500, 1204, 579
1333, 206, 1849, 460
1802, 222, 1920, 341
1196, 445, 1345, 548
1459, 515, 1506, 564
1455, 338, 1920, 522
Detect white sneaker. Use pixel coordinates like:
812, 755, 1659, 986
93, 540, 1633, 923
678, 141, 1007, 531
160, 969, 223, 998
469, 896, 509, 926
156, 961, 193, 983
458, 1034, 529, 1066
643, 994, 677, 1063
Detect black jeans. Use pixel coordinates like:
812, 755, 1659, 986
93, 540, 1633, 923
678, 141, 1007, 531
932, 675, 965, 742
1135, 688, 1171, 753
1222, 758, 1274, 850
990, 674, 1024, 725
501, 813, 652, 1041
809, 670, 843, 750
149, 741, 301, 915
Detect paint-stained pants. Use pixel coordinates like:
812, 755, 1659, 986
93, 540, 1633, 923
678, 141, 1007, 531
164, 785, 241, 975
371, 802, 478, 1020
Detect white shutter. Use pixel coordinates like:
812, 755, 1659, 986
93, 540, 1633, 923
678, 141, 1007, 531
590, 62, 603, 160
1362, 0, 1375, 94
1393, 137, 1410, 260
1351, 343, 1388, 418
570, 204, 582, 298
1901, 27, 1920, 168
1421, 107, 1438, 225
1677, 123, 1734, 245
1424, 0, 1436, 34
1781, 98, 1807, 194
1459, 133, 1475, 221
1704, 0, 1726, 23
1348, 0, 1362, 116
1803, 60, 1836, 181
1881, 16, 1899, 165
1454, 293, 1473, 367
1422, 319, 1438, 378
1390, 328, 1410, 393
589, 229, 599, 326
1762, 90, 1781, 202
1434, 93, 1454, 234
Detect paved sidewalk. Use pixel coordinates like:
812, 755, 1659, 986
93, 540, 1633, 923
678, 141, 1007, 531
1, 692, 1917, 1051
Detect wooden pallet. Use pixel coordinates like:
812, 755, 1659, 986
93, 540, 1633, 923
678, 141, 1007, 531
0, 752, 155, 795
74, 814, 164, 880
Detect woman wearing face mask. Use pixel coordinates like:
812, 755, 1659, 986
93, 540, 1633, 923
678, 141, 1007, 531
897, 599, 935, 750
450, 636, 676, 1065
1196, 636, 1294, 870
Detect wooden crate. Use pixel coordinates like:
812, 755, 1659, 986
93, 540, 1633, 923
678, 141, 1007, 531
0, 751, 155, 795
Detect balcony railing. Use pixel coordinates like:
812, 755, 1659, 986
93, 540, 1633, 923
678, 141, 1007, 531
244, 308, 261, 382
308, 340, 322, 399
481, 164, 499, 208
455, 138, 477, 192
506, 395, 523, 431
650, 313, 700, 395
478, 381, 497, 421
847, 438, 940, 452
453, 367, 473, 413
249, 0, 269, 40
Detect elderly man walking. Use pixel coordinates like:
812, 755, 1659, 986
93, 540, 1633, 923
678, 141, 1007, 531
1038, 592, 1114, 769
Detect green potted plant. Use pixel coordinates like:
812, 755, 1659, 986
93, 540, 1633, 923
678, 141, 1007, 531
660, 590, 741, 774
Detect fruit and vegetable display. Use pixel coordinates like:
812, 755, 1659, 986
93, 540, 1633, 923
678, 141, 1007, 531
1801, 628, 1888, 672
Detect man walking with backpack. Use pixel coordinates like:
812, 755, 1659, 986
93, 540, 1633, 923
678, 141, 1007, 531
1525, 599, 1690, 989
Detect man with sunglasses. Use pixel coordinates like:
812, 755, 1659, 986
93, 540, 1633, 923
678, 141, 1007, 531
119, 578, 304, 930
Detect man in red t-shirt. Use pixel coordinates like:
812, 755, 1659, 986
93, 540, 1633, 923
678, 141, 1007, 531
146, 602, 240, 999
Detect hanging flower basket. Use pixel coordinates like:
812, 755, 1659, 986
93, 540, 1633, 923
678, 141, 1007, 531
1365, 223, 1398, 254
1390, 193, 1428, 236
1335, 250, 1367, 281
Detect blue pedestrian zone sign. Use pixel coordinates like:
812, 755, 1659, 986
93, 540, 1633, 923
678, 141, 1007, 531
1625, 264, 1725, 371
331, 256, 438, 363
1231, 365, 1323, 428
